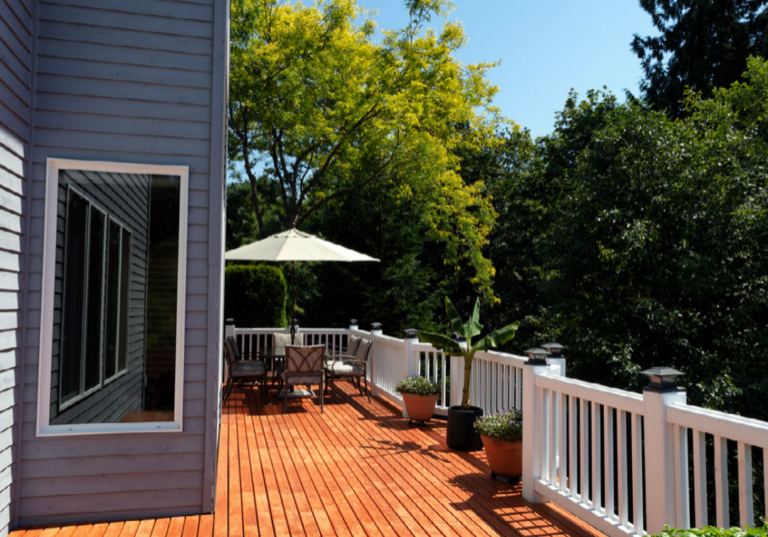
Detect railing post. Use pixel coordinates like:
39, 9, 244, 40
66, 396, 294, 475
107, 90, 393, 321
370, 322, 383, 396
543, 343, 566, 377
224, 319, 235, 385
349, 319, 358, 331
402, 329, 419, 418
642, 367, 687, 535
522, 348, 550, 503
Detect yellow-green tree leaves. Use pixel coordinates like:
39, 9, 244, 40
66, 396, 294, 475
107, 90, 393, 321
228, 0, 503, 300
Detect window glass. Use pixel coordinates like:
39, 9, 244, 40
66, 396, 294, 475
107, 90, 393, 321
60, 190, 87, 404
51, 170, 181, 425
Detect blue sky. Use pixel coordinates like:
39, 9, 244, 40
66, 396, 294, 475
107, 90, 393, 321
358, 0, 658, 138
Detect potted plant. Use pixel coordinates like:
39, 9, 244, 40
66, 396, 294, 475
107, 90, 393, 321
395, 376, 440, 424
419, 297, 518, 451
474, 409, 523, 482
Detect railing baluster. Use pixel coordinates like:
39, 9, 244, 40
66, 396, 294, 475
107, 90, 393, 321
618, 410, 629, 527
715, 435, 729, 528
516, 368, 523, 410
605, 405, 615, 520
738, 441, 754, 529
542, 389, 550, 482
632, 412, 643, 533
581, 398, 589, 504
497, 362, 503, 414
693, 429, 708, 528
592, 401, 602, 513
441, 353, 447, 407
549, 389, 558, 485
570, 395, 579, 498
559, 391, 567, 492
764, 447, 768, 525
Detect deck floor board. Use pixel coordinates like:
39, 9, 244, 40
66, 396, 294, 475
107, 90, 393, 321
11, 382, 606, 537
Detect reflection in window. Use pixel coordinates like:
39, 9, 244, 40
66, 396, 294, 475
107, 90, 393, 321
52, 170, 181, 425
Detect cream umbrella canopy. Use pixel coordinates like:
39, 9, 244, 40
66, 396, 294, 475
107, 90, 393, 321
224, 228, 380, 343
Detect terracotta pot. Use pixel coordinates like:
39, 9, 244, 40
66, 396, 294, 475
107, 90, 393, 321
401, 393, 438, 422
481, 436, 523, 478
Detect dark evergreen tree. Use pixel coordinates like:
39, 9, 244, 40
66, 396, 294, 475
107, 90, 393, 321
632, 0, 768, 116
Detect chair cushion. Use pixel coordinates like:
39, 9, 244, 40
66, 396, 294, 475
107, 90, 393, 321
232, 361, 265, 378
281, 372, 323, 385
274, 332, 303, 352
355, 339, 372, 362
325, 361, 364, 376
346, 335, 361, 356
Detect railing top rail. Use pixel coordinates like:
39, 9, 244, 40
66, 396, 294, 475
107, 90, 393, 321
411, 342, 443, 353
234, 327, 349, 334
372, 333, 407, 346
537, 372, 645, 415
667, 402, 768, 447
475, 349, 528, 367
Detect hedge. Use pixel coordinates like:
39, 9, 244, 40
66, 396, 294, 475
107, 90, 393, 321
224, 264, 287, 329
654, 526, 768, 537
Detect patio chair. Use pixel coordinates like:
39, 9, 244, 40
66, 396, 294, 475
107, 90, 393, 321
223, 336, 267, 403
277, 345, 326, 413
325, 338, 372, 402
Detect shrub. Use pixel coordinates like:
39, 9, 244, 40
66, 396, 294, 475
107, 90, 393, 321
654, 526, 768, 537
395, 376, 440, 396
474, 409, 523, 442
224, 264, 287, 328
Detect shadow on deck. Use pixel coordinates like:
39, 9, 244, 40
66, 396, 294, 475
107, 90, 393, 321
11, 382, 607, 537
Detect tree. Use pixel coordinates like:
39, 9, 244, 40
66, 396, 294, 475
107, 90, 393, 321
228, 0, 502, 299
632, 0, 768, 117
541, 60, 768, 416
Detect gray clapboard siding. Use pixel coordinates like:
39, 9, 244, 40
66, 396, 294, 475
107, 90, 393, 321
36, 57, 213, 88
21, 470, 203, 497
19, 488, 203, 517
35, 112, 211, 140
42, 0, 213, 22
37, 40, 213, 72
0, 0, 32, 533
38, 21, 213, 55
38, 3, 214, 38
16, 0, 228, 526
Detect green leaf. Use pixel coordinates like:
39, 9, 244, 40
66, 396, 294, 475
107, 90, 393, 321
473, 322, 518, 351
464, 297, 483, 338
418, 330, 463, 356
444, 296, 467, 338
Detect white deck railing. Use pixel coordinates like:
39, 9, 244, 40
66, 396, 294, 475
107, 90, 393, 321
226, 320, 768, 537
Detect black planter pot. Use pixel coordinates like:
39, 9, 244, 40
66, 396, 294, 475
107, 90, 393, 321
446, 405, 484, 451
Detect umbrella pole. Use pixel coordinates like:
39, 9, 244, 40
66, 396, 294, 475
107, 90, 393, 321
290, 261, 295, 345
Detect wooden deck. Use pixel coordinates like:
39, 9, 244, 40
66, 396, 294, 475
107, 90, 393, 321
11, 382, 604, 537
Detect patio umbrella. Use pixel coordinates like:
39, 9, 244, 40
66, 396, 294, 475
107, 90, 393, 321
224, 228, 379, 343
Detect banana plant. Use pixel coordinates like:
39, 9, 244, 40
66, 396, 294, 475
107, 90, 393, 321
419, 297, 519, 409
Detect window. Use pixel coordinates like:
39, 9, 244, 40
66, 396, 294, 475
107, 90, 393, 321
60, 190, 133, 408
39, 159, 188, 435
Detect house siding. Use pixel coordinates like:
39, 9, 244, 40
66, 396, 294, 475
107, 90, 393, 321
0, 0, 35, 533
14, 0, 227, 526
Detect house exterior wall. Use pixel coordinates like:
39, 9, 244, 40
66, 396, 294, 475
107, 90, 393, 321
9, 0, 228, 527
0, 0, 35, 534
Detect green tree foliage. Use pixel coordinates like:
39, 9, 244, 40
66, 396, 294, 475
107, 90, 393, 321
228, 0, 501, 299
526, 59, 768, 416
632, 0, 768, 117
224, 265, 287, 328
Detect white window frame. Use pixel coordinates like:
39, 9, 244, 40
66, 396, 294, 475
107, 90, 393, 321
102, 217, 132, 387
38, 158, 189, 436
